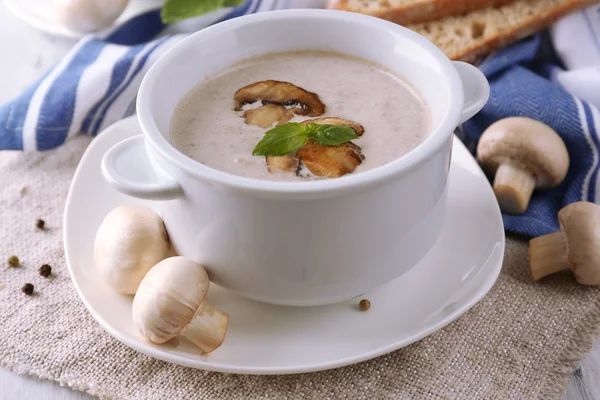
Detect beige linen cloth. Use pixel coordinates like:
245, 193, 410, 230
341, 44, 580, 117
1, 135, 600, 400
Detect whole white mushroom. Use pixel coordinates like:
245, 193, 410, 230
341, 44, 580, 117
54, 0, 129, 33
94, 205, 172, 295
133, 257, 229, 353
529, 202, 600, 285
477, 117, 569, 215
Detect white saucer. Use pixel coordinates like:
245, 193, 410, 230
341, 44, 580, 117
4, 0, 165, 39
64, 116, 504, 375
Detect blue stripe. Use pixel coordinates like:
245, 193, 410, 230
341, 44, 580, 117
81, 43, 147, 135
0, 70, 51, 150
584, 102, 600, 203
90, 36, 171, 135
35, 39, 108, 150
106, 9, 165, 45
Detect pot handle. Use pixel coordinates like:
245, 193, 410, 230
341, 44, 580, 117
453, 61, 490, 124
101, 134, 182, 200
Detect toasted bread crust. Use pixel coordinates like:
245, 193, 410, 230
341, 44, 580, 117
439, 0, 599, 62
329, 0, 515, 26
331, 0, 598, 63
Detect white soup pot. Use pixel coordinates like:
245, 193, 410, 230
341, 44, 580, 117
101, 9, 490, 306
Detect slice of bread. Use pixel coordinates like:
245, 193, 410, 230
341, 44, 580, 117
407, 0, 599, 62
328, 0, 516, 25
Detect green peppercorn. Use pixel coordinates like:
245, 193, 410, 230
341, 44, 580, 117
8, 255, 19, 267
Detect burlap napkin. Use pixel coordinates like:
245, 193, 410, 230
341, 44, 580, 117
1, 135, 600, 400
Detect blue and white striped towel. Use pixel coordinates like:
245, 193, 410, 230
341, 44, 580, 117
2, 1, 600, 238
0, 0, 290, 151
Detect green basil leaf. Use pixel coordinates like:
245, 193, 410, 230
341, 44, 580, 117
161, 0, 225, 24
224, 0, 245, 5
306, 124, 359, 146
252, 123, 309, 156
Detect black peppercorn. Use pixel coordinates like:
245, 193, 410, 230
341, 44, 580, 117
8, 255, 19, 267
39, 264, 52, 278
36, 219, 45, 230
21, 283, 34, 295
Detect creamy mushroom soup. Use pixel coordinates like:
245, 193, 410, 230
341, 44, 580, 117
170, 51, 431, 181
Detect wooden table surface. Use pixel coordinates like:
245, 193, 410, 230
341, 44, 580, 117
0, 3, 599, 399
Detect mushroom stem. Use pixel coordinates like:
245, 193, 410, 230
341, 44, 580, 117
493, 164, 536, 215
529, 231, 570, 281
181, 302, 229, 353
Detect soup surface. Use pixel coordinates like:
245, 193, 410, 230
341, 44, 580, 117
170, 51, 431, 181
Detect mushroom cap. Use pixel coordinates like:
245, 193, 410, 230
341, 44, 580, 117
477, 117, 569, 189
132, 256, 210, 344
558, 202, 600, 285
94, 204, 171, 294
233, 80, 325, 117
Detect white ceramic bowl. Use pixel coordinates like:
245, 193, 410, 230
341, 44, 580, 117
101, 9, 490, 306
